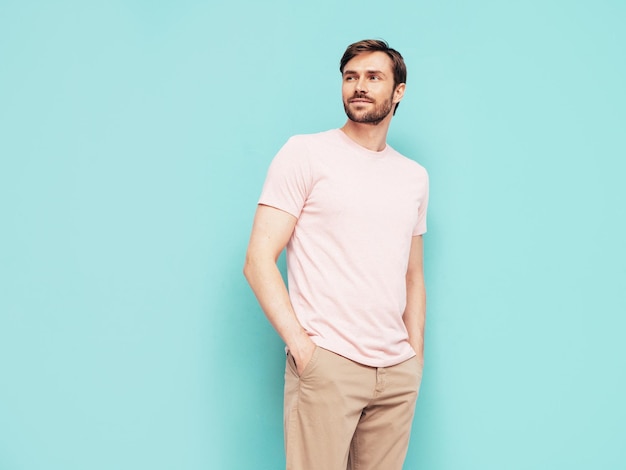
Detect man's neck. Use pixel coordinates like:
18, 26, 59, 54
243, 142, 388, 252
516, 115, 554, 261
340, 118, 392, 152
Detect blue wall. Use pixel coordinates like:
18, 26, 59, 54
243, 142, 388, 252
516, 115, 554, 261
1, 1, 625, 469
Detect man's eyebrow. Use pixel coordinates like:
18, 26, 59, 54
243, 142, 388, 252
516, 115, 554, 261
342, 69, 387, 76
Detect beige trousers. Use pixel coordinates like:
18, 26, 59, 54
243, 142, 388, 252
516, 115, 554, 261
284, 346, 422, 470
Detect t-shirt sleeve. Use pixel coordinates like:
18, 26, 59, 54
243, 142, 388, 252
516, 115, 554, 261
412, 168, 429, 236
258, 136, 312, 219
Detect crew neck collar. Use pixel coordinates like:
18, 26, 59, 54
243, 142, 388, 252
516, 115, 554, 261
336, 128, 389, 155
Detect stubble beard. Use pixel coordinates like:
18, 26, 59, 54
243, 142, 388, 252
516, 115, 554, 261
343, 92, 394, 125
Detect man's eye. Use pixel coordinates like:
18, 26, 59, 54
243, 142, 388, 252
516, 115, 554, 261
370, 76, 380, 80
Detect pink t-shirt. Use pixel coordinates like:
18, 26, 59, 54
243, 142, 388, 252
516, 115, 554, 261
259, 129, 429, 367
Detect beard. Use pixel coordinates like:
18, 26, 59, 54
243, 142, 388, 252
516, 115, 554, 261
343, 91, 394, 125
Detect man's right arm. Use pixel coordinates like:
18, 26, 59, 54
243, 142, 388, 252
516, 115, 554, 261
243, 204, 315, 374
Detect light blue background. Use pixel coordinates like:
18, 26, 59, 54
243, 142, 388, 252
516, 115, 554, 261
1, 1, 625, 469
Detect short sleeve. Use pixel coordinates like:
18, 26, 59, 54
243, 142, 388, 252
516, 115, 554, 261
412, 168, 429, 236
258, 136, 312, 219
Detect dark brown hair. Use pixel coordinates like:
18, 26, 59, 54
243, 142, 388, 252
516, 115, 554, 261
340, 39, 407, 114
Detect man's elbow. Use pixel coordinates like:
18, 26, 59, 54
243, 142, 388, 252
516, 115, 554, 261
243, 252, 255, 283
243, 250, 268, 284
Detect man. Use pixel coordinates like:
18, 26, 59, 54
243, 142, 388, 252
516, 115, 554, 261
243, 39, 429, 469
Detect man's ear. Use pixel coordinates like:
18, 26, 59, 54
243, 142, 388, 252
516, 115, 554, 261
393, 83, 406, 104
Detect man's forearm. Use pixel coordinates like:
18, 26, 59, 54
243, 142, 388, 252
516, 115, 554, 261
404, 311, 425, 362
403, 279, 426, 363
243, 257, 312, 360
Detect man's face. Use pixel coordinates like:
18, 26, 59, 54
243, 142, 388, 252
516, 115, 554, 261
341, 51, 403, 125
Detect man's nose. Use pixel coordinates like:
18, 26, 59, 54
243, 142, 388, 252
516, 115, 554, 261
355, 77, 368, 93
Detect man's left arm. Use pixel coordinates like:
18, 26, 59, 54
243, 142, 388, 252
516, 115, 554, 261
403, 235, 426, 366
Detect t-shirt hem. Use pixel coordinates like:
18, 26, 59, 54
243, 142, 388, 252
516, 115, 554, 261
257, 200, 300, 219
311, 337, 417, 368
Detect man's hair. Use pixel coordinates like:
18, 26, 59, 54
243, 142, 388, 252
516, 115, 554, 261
339, 39, 407, 114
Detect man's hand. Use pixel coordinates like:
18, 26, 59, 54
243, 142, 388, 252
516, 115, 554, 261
290, 334, 316, 376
